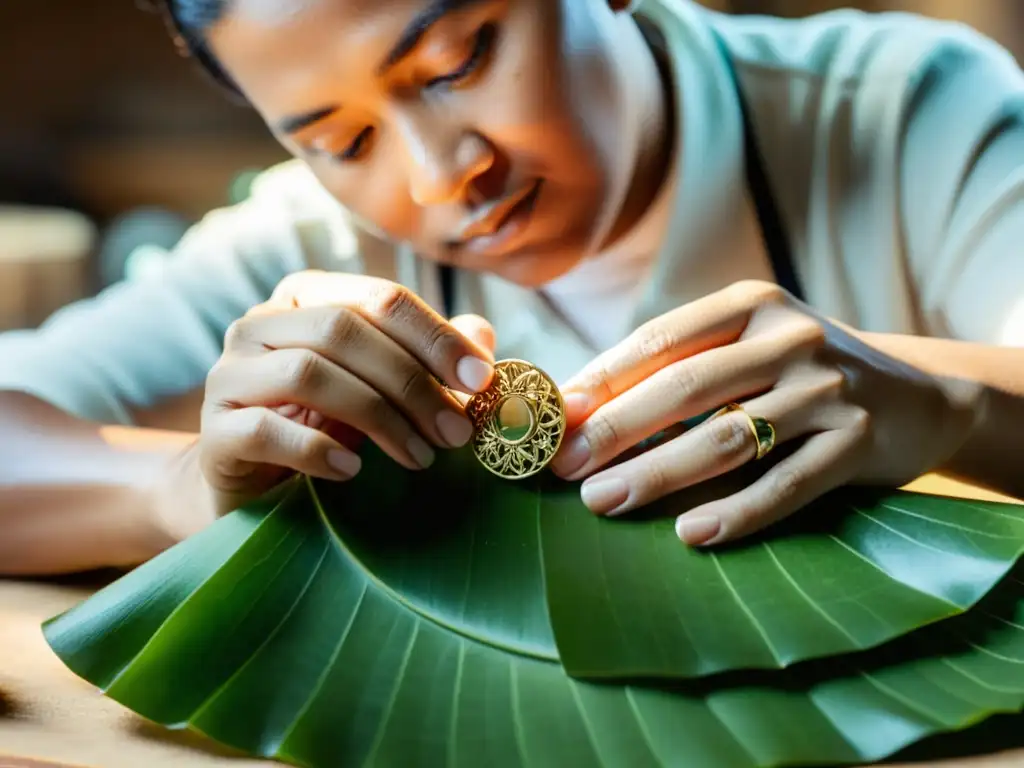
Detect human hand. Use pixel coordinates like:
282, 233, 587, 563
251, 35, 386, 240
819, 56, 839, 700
198, 270, 496, 515
551, 280, 979, 546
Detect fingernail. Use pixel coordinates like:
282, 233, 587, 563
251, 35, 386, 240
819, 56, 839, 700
580, 477, 629, 515
276, 403, 301, 419
675, 516, 721, 546
436, 411, 474, 448
407, 435, 436, 468
552, 433, 591, 477
456, 356, 494, 393
326, 449, 362, 478
562, 392, 590, 420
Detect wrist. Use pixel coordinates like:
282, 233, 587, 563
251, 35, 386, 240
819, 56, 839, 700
935, 374, 990, 465
938, 380, 1024, 495
140, 437, 219, 554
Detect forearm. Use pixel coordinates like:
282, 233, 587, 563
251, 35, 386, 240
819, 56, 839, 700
0, 391, 202, 576
858, 332, 1024, 497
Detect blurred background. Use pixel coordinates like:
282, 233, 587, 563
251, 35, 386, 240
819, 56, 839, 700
1, 0, 1022, 332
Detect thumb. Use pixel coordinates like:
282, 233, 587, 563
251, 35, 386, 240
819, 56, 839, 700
450, 314, 496, 360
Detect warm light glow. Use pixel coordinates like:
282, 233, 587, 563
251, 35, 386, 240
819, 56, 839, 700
97, 425, 195, 453
998, 297, 1024, 347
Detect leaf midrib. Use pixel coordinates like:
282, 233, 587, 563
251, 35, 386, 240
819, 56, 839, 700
307, 476, 559, 663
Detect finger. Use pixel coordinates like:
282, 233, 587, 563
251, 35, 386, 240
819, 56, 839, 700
268, 273, 495, 393
449, 314, 496, 359
674, 426, 866, 547
575, 376, 850, 516
274, 403, 327, 430
207, 349, 439, 471
552, 333, 801, 480
559, 281, 793, 416
221, 307, 475, 450
201, 407, 362, 489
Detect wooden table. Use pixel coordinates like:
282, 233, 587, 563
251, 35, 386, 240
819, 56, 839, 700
0, 475, 1020, 768
0, 206, 95, 332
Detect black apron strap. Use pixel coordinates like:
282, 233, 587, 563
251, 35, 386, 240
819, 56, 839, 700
713, 30, 804, 302
441, 262, 456, 318
737, 92, 805, 301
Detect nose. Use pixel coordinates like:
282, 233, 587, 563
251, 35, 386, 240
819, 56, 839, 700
396, 111, 495, 207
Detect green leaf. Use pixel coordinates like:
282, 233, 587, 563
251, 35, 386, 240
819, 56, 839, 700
542, 486, 1024, 679
262, 447, 1024, 679
42, 446, 1024, 768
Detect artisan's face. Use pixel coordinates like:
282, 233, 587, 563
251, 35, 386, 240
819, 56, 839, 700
208, 0, 660, 286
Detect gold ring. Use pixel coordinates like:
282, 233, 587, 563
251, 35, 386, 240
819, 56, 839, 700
710, 402, 776, 460
463, 359, 567, 480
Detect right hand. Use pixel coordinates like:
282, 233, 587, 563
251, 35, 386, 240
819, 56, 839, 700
198, 271, 496, 515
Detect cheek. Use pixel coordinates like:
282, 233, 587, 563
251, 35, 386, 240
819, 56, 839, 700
471, 5, 611, 190
311, 161, 420, 243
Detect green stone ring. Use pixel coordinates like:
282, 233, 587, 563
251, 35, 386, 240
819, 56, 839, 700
710, 402, 777, 461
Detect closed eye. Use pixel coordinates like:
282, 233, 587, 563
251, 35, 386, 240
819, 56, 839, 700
337, 126, 375, 161
425, 22, 496, 89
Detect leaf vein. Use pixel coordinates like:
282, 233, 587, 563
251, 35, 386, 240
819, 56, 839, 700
879, 502, 1022, 538
762, 542, 862, 649
709, 552, 782, 665
509, 661, 528, 768
273, 581, 369, 753
187, 537, 331, 726
364, 621, 422, 765
447, 641, 466, 768
855, 508, 990, 561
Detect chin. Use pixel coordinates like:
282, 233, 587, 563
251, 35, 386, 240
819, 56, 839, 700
491, 245, 588, 288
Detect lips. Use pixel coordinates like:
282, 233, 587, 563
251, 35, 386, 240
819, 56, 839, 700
457, 179, 543, 246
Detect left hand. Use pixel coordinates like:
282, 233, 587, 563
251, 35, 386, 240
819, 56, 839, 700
551, 280, 980, 547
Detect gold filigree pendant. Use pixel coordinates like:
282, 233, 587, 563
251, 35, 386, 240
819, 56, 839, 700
464, 359, 567, 480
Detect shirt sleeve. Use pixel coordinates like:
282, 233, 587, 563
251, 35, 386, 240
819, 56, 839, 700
899, 25, 1024, 346
0, 162, 360, 425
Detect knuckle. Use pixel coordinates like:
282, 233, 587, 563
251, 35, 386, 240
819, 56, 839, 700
293, 432, 325, 466
670, 361, 706, 401
790, 318, 827, 350
281, 350, 323, 391
730, 279, 785, 307
271, 270, 324, 301
813, 368, 847, 400
367, 283, 415, 321
421, 318, 453, 361
642, 459, 671, 499
365, 390, 398, 429
847, 406, 873, 438
636, 326, 678, 362
223, 317, 253, 350
707, 415, 751, 456
239, 409, 275, 450
584, 411, 621, 452
315, 308, 362, 350
204, 357, 234, 395
770, 467, 803, 502
821, 367, 847, 391
398, 362, 434, 402
577, 359, 615, 402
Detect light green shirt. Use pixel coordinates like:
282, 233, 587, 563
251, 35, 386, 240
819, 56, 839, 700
2, 0, 1022, 425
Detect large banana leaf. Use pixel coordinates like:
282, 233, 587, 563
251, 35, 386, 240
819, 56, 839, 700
42, 446, 1024, 768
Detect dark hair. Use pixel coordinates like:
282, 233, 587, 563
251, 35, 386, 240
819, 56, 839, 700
147, 0, 244, 100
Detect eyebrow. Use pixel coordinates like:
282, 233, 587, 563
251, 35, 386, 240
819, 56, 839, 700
378, 0, 485, 73
276, 105, 340, 135
276, 0, 484, 135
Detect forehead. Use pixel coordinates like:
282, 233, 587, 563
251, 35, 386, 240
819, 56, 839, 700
229, 0, 328, 24
209, 0, 434, 104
